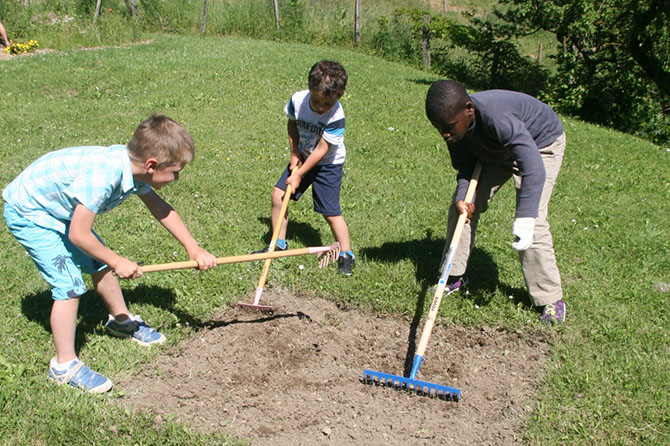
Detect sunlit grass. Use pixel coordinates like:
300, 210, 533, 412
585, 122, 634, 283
0, 35, 668, 445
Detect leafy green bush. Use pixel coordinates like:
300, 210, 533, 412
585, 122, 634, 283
370, 15, 419, 64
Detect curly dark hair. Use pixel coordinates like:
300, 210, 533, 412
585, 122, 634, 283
308, 60, 348, 97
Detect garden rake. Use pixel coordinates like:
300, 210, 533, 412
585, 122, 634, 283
362, 162, 482, 402
239, 172, 296, 311
140, 244, 340, 273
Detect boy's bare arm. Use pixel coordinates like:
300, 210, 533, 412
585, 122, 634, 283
286, 136, 330, 191
139, 191, 216, 270
69, 204, 143, 279
287, 119, 302, 169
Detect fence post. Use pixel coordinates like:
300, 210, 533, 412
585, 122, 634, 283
422, 14, 431, 70
201, 0, 209, 34
537, 43, 543, 63
92, 0, 102, 26
443, 0, 448, 14
273, 0, 280, 32
354, 0, 362, 44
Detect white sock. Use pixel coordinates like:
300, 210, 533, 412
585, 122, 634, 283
108, 314, 134, 325
50, 357, 78, 372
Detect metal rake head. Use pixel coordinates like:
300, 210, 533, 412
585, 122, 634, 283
317, 242, 341, 268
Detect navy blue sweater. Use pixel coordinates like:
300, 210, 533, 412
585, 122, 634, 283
447, 90, 563, 218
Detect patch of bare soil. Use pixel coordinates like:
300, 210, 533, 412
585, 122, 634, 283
0, 48, 55, 61
118, 289, 553, 445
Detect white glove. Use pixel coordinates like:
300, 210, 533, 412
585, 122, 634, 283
512, 217, 535, 251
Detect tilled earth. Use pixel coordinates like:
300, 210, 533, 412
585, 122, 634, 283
118, 288, 554, 445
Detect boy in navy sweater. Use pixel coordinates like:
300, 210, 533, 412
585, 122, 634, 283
425, 80, 566, 324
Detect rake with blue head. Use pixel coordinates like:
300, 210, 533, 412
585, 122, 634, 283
362, 163, 482, 402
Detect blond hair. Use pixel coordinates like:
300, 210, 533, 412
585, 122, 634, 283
127, 115, 195, 168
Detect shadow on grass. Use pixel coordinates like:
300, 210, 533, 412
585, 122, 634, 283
256, 216, 324, 248
21, 284, 207, 355
360, 229, 518, 375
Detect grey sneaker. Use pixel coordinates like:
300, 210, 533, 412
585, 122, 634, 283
540, 300, 566, 325
48, 358, 112, 394
252, 241, 288, 254
338, 253, 355, 276
105, 315, 166, 346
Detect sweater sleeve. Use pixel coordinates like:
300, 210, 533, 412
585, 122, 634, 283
447, 145, 478, 204
498, 115, 546, 218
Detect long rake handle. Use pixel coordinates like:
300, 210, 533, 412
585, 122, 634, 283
411, 163, 482, 378
255, 179, 294, 295
140, 246, 331, 273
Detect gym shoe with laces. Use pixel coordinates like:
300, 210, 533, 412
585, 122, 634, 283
251, 241, 288, 254
105, 314, 166, 346
540, 300, 566, 325
48, 358, 113, 393
446, 275, 469, 293
338, 253, 355, 276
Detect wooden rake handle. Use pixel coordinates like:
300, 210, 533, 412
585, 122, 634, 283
256, 176, 294, 290
140, 244, 338, 273
415, 162, 483, 358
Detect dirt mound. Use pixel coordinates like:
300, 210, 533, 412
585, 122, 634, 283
118, 289, 553, 445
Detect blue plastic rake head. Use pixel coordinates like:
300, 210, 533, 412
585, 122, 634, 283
362, 368, 461, 401
361, 163, 481, 405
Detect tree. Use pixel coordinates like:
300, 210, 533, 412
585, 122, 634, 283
124, 0, 139, 17
495, 0, 670, 141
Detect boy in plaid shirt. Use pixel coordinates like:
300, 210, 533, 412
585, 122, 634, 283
3, 115, 216, 393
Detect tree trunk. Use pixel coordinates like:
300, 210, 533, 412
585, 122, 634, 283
628, 0, 670, 97
443, 0, 448, 14
422, 14, 431, 70
201, 0, 209, 34
273, 0, 280, 32
124, 0, 139, 17
354, 0, 361, 44
92, 0, 102, 26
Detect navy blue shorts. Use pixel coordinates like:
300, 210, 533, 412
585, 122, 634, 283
275, 163, 343, 216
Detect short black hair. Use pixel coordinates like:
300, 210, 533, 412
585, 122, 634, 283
308, 60, 348, 97
425, 80, 471, 123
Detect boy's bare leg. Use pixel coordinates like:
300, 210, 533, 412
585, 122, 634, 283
324, 215, 351, 252
51, 298, 80, 363
0, 21, 9, 47
92, 268, 131, 321
271, 186, 290, 240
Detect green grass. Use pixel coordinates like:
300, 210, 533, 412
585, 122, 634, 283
0, 35, 668, 445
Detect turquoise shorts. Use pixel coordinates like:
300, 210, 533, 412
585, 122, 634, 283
3, 203, 107, 300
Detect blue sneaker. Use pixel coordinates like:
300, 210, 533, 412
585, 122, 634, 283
105, 314, 166, 346
48, 358, 112, 393
252, 240, 288, 254
541, 300, 566, 325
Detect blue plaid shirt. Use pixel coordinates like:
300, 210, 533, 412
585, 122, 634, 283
2, 145, 151, 234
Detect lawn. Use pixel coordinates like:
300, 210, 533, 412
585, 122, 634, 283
0, 35, 668, 445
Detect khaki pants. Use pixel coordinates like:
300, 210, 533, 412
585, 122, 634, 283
441, 132, 566, 307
